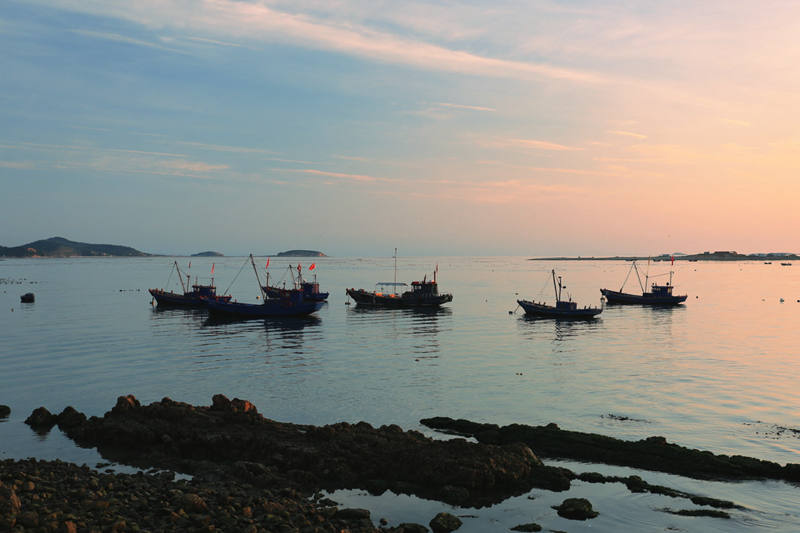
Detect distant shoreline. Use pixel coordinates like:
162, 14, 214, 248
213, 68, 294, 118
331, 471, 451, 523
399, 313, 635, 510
530, 251, 799, 262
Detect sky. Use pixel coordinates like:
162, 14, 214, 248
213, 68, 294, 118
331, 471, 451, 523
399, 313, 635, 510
2, 0, 800, 256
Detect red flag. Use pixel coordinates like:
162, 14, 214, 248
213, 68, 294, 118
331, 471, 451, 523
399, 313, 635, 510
671, 256, 674, 265
211, 263, 215, 274
297, 264, 302, 273
309, 263, 315, 271
265, 258, 270, 269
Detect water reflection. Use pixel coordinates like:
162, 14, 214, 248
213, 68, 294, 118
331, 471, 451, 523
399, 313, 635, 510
517, 314, 603, 344
346, 306, 452, 358
201, 315, 322, 351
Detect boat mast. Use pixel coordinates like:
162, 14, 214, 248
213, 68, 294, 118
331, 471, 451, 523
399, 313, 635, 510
174, 261, 188, 293
393, 248, 397, 293
250, 254, 266, 300
633, 261, 645, 293
552, 269, 560, 303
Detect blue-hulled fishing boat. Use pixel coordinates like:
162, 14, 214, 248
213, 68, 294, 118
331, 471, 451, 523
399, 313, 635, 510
149, 261, 231, 307
263, 263, 329, 302
600, 260, 687, 305
206, 255, 325, 318
517, 270, 602, 319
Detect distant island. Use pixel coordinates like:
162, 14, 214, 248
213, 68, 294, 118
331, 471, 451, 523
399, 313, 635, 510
0, 237, 150, 258
191, 251, 224, 257
531, 250, 800, 262
272, 250, 327, 257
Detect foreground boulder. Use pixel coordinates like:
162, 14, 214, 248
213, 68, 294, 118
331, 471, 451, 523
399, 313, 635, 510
429, 511, 462, 532
421, 417, 800, 483
24, 407, 57, 430
552, 497, 598, 520
41, 395, 570, 506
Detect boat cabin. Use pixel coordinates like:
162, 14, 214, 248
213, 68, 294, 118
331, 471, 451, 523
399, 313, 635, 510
408, 280, 439, 296
191, 284, 217, 297
555, 300, 578, 311
649, 283, 674, 296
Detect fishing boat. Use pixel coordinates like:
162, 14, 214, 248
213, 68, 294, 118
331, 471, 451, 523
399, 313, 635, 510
263, 263, 329, 302
517, 270, 602, 318
149, 261, 231, 307
346, 249, 452, 308
206, 255, 324, 318
600, 260, 687, 305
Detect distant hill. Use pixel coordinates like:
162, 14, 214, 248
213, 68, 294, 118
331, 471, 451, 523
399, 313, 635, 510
0, 237, 150, 257
273, 250, 327, 257
192, 251, 224, 257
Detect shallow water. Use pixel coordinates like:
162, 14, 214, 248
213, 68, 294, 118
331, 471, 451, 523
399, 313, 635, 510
1, 256, 799, 530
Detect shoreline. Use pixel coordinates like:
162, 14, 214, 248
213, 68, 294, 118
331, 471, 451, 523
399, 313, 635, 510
6, 394, 796, 530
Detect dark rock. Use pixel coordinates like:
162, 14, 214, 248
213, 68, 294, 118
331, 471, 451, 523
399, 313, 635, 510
552, 498, 598, 520
659, 508, 730, 518
0, 405, 9, 418
25, 407, 57, 429
211, 394, 231, 411
20, 292, 34, 303
113, 395, 141, 412
50, 396, 551, 507
421, 417, 800, 483
230, 398, 257, 414
510, 523, 542, 532
395, 524, 429, 533
335, 508, 371, 520
429, 511, 462, 532
180, 492, 208, 513
0, 484, 22, 515
19, 510, 40, 527
57, 406, 87, 429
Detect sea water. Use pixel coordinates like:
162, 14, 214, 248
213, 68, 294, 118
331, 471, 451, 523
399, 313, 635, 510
1, 256, 799, 531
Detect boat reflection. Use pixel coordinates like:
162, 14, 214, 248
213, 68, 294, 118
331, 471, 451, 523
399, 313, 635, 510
149, 305, 208, 328
518, 313, 603, 343
201, 315, 323, 353
346, 305, 452, 358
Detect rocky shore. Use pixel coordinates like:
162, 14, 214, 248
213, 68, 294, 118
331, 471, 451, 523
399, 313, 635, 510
7, 394, 784, 531
24, 395, 568, 508
1, 458, 390, 532
420, 417, 800, 482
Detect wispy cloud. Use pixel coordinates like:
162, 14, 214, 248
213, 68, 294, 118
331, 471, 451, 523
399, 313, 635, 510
0, 161, 34, 169
436, 102, 496, 112
176, 141, 278, 156
477, 159, 616, 176
607, 130, 647, 139
278, 168, 396, 183
183, 36, 243, 48
492, 138, 584, 151
334, 155, 370, 162
70, 29, 189, 55
46, 1, 607, 85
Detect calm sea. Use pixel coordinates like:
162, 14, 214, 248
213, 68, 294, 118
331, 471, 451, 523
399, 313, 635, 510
1, 256, 799, 531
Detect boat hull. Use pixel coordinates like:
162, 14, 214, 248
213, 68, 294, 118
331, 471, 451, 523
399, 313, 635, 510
149, 289, 231, 307
517, 299, 602, 319
600, 288, 687, 305
264, 285, 329, 302
206, 297, 324, 318
346, 288, 453, 308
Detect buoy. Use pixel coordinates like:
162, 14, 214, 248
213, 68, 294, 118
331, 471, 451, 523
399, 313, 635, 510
780, 298, 784, 303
